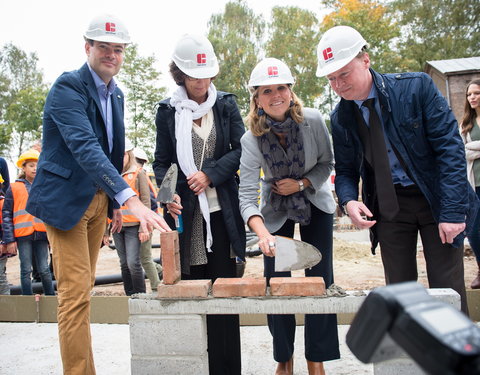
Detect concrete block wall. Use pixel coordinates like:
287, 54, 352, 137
130, 314, 208, 375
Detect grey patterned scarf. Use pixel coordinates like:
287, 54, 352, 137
258, 116, 311, 225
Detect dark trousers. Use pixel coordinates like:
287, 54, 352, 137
264, 206, 340, 362
467, 187, 480, 262
377, 185, 468, 313
182, 211, 241, 375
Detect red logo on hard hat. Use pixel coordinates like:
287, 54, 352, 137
323, 47, 333, 61
267, 66, 279, 77
105, 23, 116, 33
197, 53, 207, 65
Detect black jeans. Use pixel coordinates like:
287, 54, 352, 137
182, 211, 241, 375
264, 205, 340, 362
377, 184, 468, 313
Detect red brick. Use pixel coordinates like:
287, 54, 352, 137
269, 277, 326, 296
157, 279, 212, 298
160, 231, 181, 285
212, 278, 266, 297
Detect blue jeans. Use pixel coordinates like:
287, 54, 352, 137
17, 238, 55, 295
113, 225, 146, 295
468, 187, 480, 262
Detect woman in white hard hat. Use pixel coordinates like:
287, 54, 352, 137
109, 139, 151, 295
2, 150, 55, 296
153, 34, 245, 374
239, 58, 340, 374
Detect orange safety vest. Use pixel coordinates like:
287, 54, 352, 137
119, 168, 142, 224
11, 181, 46, 237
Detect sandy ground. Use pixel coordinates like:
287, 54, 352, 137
1, 226, 478, 374
4, 227, 478, 294
0, 323, 372, 375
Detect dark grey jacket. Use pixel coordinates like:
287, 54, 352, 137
153, 91, 246, 274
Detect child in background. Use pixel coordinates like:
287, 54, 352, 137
2, 150, 55, 295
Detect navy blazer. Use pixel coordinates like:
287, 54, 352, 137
27, 63, 129, 231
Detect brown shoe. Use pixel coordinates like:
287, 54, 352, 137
275, 357, 293, 375
471, 261, 480, 289
307, 360, 325, 375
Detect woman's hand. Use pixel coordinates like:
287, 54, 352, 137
102, 235, 110, 247
272, 178, 308, 196
138, 231, 151, 243
258, 234, 277, 257
187, 171, 211, 195
166, 193, 182, 219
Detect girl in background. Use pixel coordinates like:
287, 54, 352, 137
460, 79, 480, 289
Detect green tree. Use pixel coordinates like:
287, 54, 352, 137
0, 43, 46, 156
5, 86, 47, 156
208, 0, 265, 115
265, 6, 323, 108
391, 0, 480, 71
117, 43, 167, 159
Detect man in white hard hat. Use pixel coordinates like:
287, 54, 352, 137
317, 25, 477, 314
27, 14, 171, 374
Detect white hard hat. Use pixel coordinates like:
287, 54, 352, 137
316, 26, 367, 77
248, 58, 295, 90
172, 34, 219, 79
133, 147, 148, 162
125, 138, 134, 152
84, 14, 131, 44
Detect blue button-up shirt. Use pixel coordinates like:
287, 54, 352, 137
88, 65, 135, 205
354, 86, 414, 186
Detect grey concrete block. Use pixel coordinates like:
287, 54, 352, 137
131, 355, 208, 375
129, 314, 207, 356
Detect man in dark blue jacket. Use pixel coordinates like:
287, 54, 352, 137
26, 14, 170, 374
316, 26, 477, 314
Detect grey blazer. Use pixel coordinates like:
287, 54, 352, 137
239, 107, 335, 233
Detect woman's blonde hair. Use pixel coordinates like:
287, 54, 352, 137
246, 86, 304, 137
123, 149, 138, 173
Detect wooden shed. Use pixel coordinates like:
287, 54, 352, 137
424, 57, 480, 123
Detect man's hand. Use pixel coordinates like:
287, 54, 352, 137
111, 209, 123, 233
138, 231, 151, 243
345, 201, 376, 229
125, 196, 172, 234
438, 222, 465, 244
6, 242, 17, 256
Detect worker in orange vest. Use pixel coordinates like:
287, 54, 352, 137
2, 150, 54, 295
110, 140, 151, 295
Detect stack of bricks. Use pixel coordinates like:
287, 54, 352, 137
157, 231, 326, 298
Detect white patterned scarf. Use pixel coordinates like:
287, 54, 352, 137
170, 83, 217, 251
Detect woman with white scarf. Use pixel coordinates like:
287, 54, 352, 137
153, 34, 245, 375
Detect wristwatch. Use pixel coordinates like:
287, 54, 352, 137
298, 179, 304, 192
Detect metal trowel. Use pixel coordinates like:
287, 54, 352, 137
274, 235, 322, 272
157, 163, 183, 233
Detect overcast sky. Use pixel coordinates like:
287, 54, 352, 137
0, 0, 327, 94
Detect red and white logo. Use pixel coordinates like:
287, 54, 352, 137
197, 53, 207, 65
267, 66, 278, 77
323, 47, 333, 61
105, 22, 116, 33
